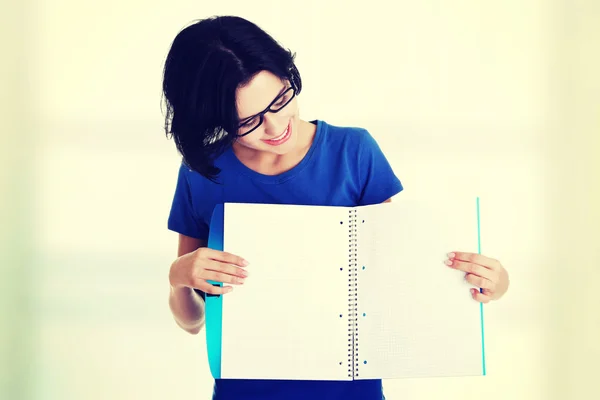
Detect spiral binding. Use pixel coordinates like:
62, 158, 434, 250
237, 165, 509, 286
347, 209, 359, 378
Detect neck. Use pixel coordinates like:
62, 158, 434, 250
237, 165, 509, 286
232, 119, 316, 175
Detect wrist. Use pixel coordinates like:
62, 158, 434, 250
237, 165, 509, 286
168, 256, 187, 290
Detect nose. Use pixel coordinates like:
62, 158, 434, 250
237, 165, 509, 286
262, 114, 287, 137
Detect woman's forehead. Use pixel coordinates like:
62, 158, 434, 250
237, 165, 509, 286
236, 71, 287, 120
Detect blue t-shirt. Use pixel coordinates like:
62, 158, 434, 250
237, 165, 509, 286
168, 120, 403, 400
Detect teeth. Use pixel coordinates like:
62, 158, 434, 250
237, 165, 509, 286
269, 127, 288, 141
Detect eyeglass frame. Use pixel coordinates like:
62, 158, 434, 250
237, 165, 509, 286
235, 85, 297, 137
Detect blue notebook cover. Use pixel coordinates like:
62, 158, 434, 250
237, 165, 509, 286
205, 203, 225, 379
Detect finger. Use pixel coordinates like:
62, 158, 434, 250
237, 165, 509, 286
470, 288, 491, 303
202, 248, 249, 267
465, 273, 496, 290
445, 260, 495, 280
198, 269, 246, 286
201, 258, 249, 278
448, 252, 501, 270
199, 281, 234, 295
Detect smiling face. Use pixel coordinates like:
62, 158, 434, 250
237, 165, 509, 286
233, 71, 300, 156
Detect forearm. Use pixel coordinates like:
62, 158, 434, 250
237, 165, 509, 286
169, 284, 206, 335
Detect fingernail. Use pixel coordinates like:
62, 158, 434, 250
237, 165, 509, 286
242, 259, 250, 267
240, 270, 249, 277
237, 277, 246, 284
447, 252, 455, 259
444, 259, 453, 266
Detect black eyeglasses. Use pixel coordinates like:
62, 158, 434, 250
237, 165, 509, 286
236, 86, 296, 137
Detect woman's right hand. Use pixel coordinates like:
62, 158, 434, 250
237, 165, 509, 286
169, 247, 249, 295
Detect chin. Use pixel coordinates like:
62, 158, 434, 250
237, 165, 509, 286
259, 119, 295, 152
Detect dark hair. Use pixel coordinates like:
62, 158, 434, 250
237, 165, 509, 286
161, 16, 302, 182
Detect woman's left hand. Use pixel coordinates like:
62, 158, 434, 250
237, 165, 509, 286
445, 252, 510, 303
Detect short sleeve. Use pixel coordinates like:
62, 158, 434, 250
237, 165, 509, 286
167, 163, 209, 240
357, 130, 403, 205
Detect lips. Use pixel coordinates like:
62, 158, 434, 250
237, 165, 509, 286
262, 121, 291, 146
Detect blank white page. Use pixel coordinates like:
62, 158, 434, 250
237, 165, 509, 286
355, 196, 484, 379
220, 203, 352, 381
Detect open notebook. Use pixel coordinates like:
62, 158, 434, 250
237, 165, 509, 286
205, 196, 486, 381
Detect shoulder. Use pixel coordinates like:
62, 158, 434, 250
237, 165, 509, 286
177, 161, 218, 184
173, 161, 223, 214
319, 120, 372, 144
168, 161, 224, 240
317, 120, 386, 159
317, 120, 402, 204
176, 162, 222, 198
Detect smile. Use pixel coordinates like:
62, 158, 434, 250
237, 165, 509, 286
262, 121, 292, 146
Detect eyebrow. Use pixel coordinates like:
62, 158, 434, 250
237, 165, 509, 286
238, 85, 289, 122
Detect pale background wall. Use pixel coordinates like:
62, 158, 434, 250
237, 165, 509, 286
1, 0, 598, 399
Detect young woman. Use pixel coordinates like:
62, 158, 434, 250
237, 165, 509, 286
162, 15, 509, 400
